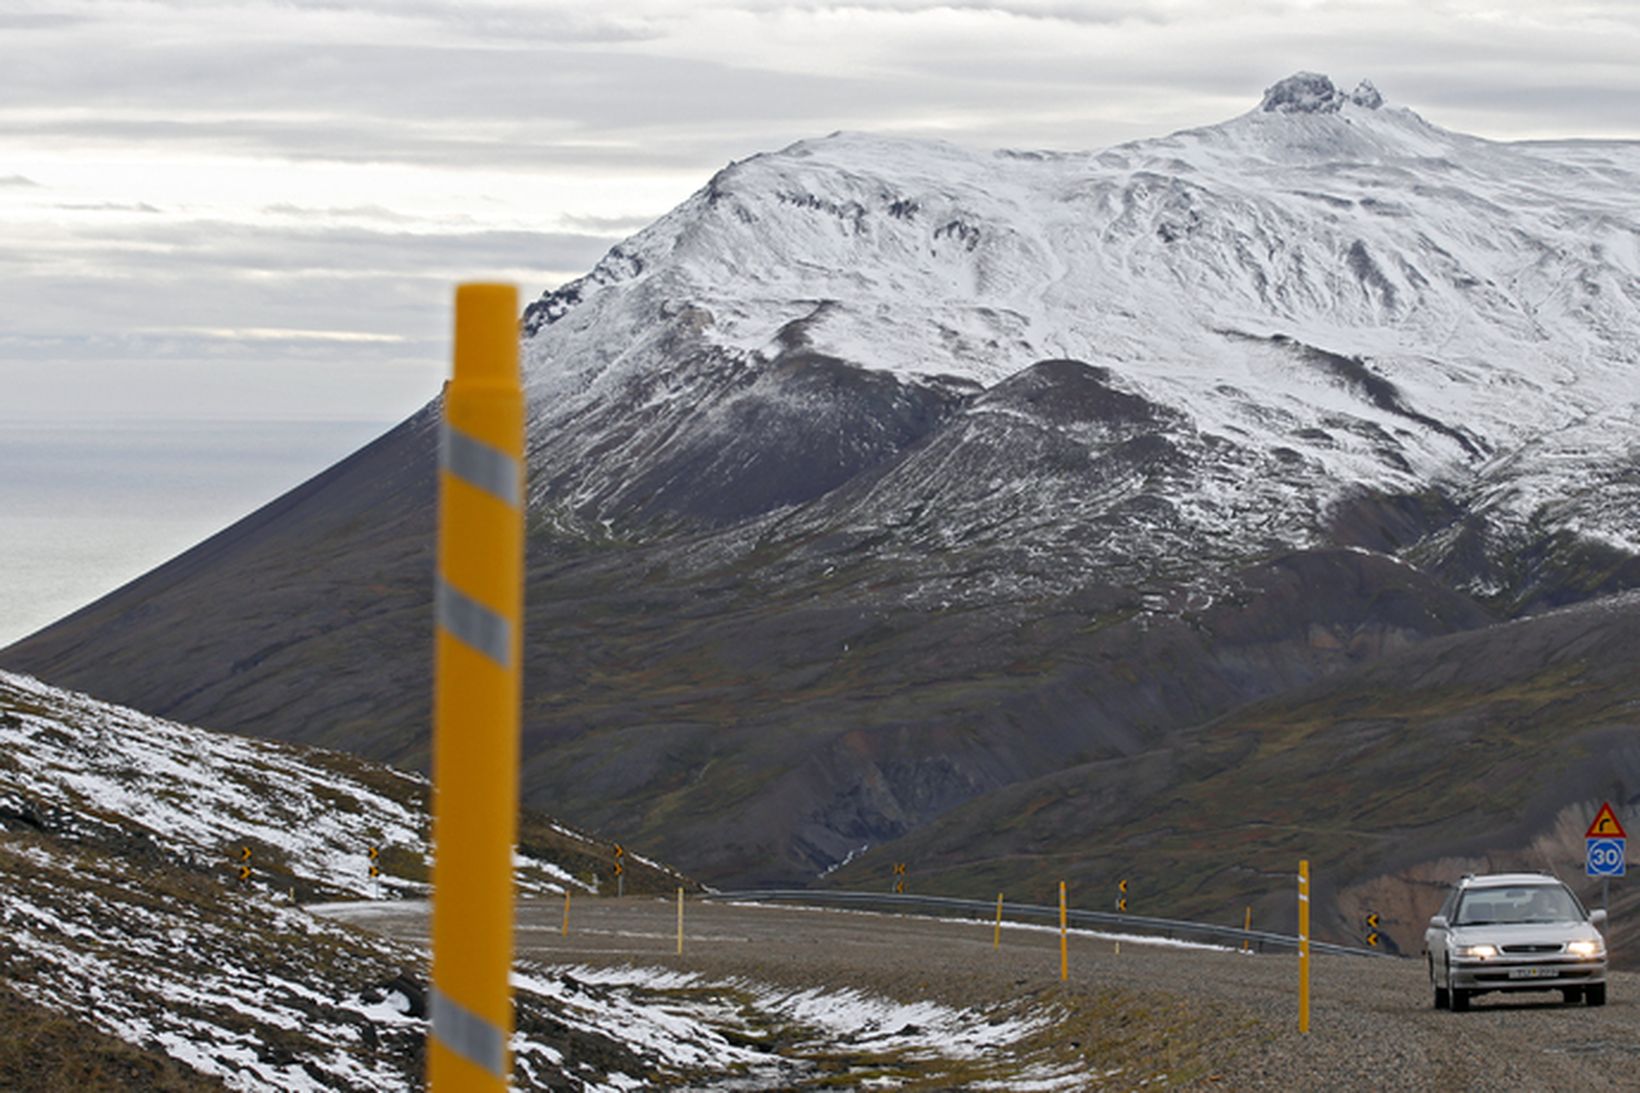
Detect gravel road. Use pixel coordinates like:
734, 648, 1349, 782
336, 895, 1640, 1090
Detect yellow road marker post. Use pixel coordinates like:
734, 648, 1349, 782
994, 892, 1004, 950
677, 887, 685, 955
430, 283, 524, 1091
1059, 881, 1069, 981
562, 891, 571, 937
1242, 905, 1251, 954
1298, 859, 1311, 1034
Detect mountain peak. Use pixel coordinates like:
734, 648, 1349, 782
1260, 71, 1384, 114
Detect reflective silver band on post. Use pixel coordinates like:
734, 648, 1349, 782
430, 986, 507, 1080
436, 577, 513, 668
441, 421, 521, 506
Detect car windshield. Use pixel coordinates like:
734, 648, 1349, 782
1454, 885, 1583, 925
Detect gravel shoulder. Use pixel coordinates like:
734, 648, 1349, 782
335, 895, 1640, 1090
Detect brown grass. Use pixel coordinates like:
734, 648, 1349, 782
0, 980, 223, 1092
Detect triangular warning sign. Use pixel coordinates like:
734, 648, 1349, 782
1586, 802, 1628, 839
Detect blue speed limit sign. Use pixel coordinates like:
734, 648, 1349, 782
1587, 837, 1626, 877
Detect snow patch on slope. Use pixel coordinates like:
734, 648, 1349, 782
0, 670, 590, 900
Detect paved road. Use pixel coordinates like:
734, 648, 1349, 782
335, 895, 1640, 1089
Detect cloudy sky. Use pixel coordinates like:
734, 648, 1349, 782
4, 0, 1637, 423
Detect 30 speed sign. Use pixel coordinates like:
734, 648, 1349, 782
1587, 838, 1626, 877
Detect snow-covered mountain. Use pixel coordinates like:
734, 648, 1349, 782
522, 71, 1640, 603
7, 72, 1639, 897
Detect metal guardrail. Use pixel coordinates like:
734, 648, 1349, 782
704, 888, 1399, 960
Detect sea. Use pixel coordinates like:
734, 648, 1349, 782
0, 418, 398, 650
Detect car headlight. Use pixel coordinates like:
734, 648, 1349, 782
1567, 940, 1604, 958
1455, 943, 1497, 959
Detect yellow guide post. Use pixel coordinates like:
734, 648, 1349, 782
562, 891, 571, 937
430, 283, 524, 1091
994, 892, 1003, 950
1298, 859, 1311, 1034
1059, 881, 1069, 981
1242, 905, 1251, 953
676, 887, 685, 955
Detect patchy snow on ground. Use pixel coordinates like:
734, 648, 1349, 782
2, 669, 424, 899
0, 672, 734, 1089
0, 669, 595, 902
3, 670, 1083, 1089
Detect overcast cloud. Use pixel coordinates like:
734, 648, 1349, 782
2, 0, 1637, 420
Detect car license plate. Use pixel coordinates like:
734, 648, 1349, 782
1508, 967, 1557, 979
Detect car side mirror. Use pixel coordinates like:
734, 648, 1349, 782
1591, 909, 1608, 927
1429, 915, 1448, 929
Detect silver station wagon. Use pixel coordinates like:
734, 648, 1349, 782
1424, 872, 1608, 1011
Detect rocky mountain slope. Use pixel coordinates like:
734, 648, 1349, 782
823, 591, 1640, 962
5, 73, 1639, 918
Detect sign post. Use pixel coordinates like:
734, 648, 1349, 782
430, 283, 524, 1092
1059, 881, 1069, 981
1114, 878, 1129, 954
1585, 801, 1627, 914
1298, 860, 1311, 1034
614, 843, 625, 898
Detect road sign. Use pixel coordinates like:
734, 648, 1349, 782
1116, 897, 1128, 912
614, 843, 625, 858
238, 865, 251, 882
1118, 878, 1128, 894
1587, 837, 1626, 877
369, 865, 381, 879
1365, 912, 1380, 930
239, 846, 252, 862
1586, 803, 1627, 839
1366, 931, 1381, 948
368, 846, 379, 861
613, 861, 624, 877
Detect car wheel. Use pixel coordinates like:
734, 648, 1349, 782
1586, 984, 1607, 1007
1562, 987, 1583, 1004
1430, 960, 1450, 1009
1450, 986, 1471, 1012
